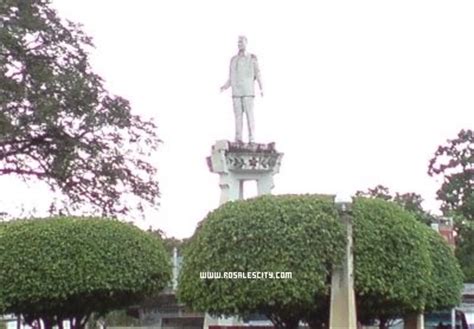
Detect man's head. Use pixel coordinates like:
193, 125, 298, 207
237, 35, 247, 52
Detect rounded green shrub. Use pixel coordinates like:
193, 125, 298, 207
178, 194, 346, 327
353, 197, 431, 321
0, 217, 172, 328
353, 197, 462, 324
425, 228, 463, 312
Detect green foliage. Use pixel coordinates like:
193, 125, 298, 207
455, 221, 474, 282
148, 228, 186, 256
162, 237, 187, 255
396, 194, 435, 226
304, 198, 462, 327
356, 185, 392, 201
179, 195, 462, 327
428, 129, 474, 221
0, 217, 172, 328
356, 185, 435, 225
178, 194, 346, 329
424, 229, 463, 312
429, 129, 474, 282
353, 198, 431, 321
0, 0, 160, 216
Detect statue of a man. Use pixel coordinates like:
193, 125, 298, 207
220, 36, 263, 143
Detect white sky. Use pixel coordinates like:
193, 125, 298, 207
1, 0, 473, 238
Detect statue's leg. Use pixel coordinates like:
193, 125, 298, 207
243, 97, 255, 143
232, 97, 244, 142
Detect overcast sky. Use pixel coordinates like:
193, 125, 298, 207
1, 0, 473, 238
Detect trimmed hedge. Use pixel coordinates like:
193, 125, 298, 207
178, 194, 346, 327
425, 228, 463, 312
0, 217, 172, 327
353, 197, 463, 322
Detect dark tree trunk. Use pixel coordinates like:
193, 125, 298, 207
16, 315, 21, 329
283, 318, 300, 329
267, 312, 301, 329
378, 317, 388, 329
58, 318, 64, 329
42, 317, 53, 329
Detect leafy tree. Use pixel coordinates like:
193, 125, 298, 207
352, 198, 431, 328
393, 192, 423, 213
455, 221, 474, 282
356, 185, 435, 225
352, 198, 462, 329
428, 129, 473, 221
0, 217, 172, 329
178, 195, 346, 329
424, 228, 463, 312
147, 228, 187, 255
429, 129, 474, 280
0, 0, 160, 216
356, 184, 392, 201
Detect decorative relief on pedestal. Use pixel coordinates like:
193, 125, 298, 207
207, 141, 283, 174
226, 153, 281, 171
208, 140, 283, 204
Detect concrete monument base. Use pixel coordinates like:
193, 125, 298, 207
207, 140, 284, 205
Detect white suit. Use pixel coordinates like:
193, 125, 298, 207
223, 52, 262, 143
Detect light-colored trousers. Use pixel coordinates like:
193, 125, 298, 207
232, 96, 255, 143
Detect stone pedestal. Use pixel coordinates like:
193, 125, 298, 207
207, 140, 284, 204
329, 201, 357, 329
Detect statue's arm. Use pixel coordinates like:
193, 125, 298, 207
253, 55, 263, 96
220, 58, 232, 92
220, 78, 231, 91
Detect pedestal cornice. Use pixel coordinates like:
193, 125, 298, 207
207, 140, 283, 174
